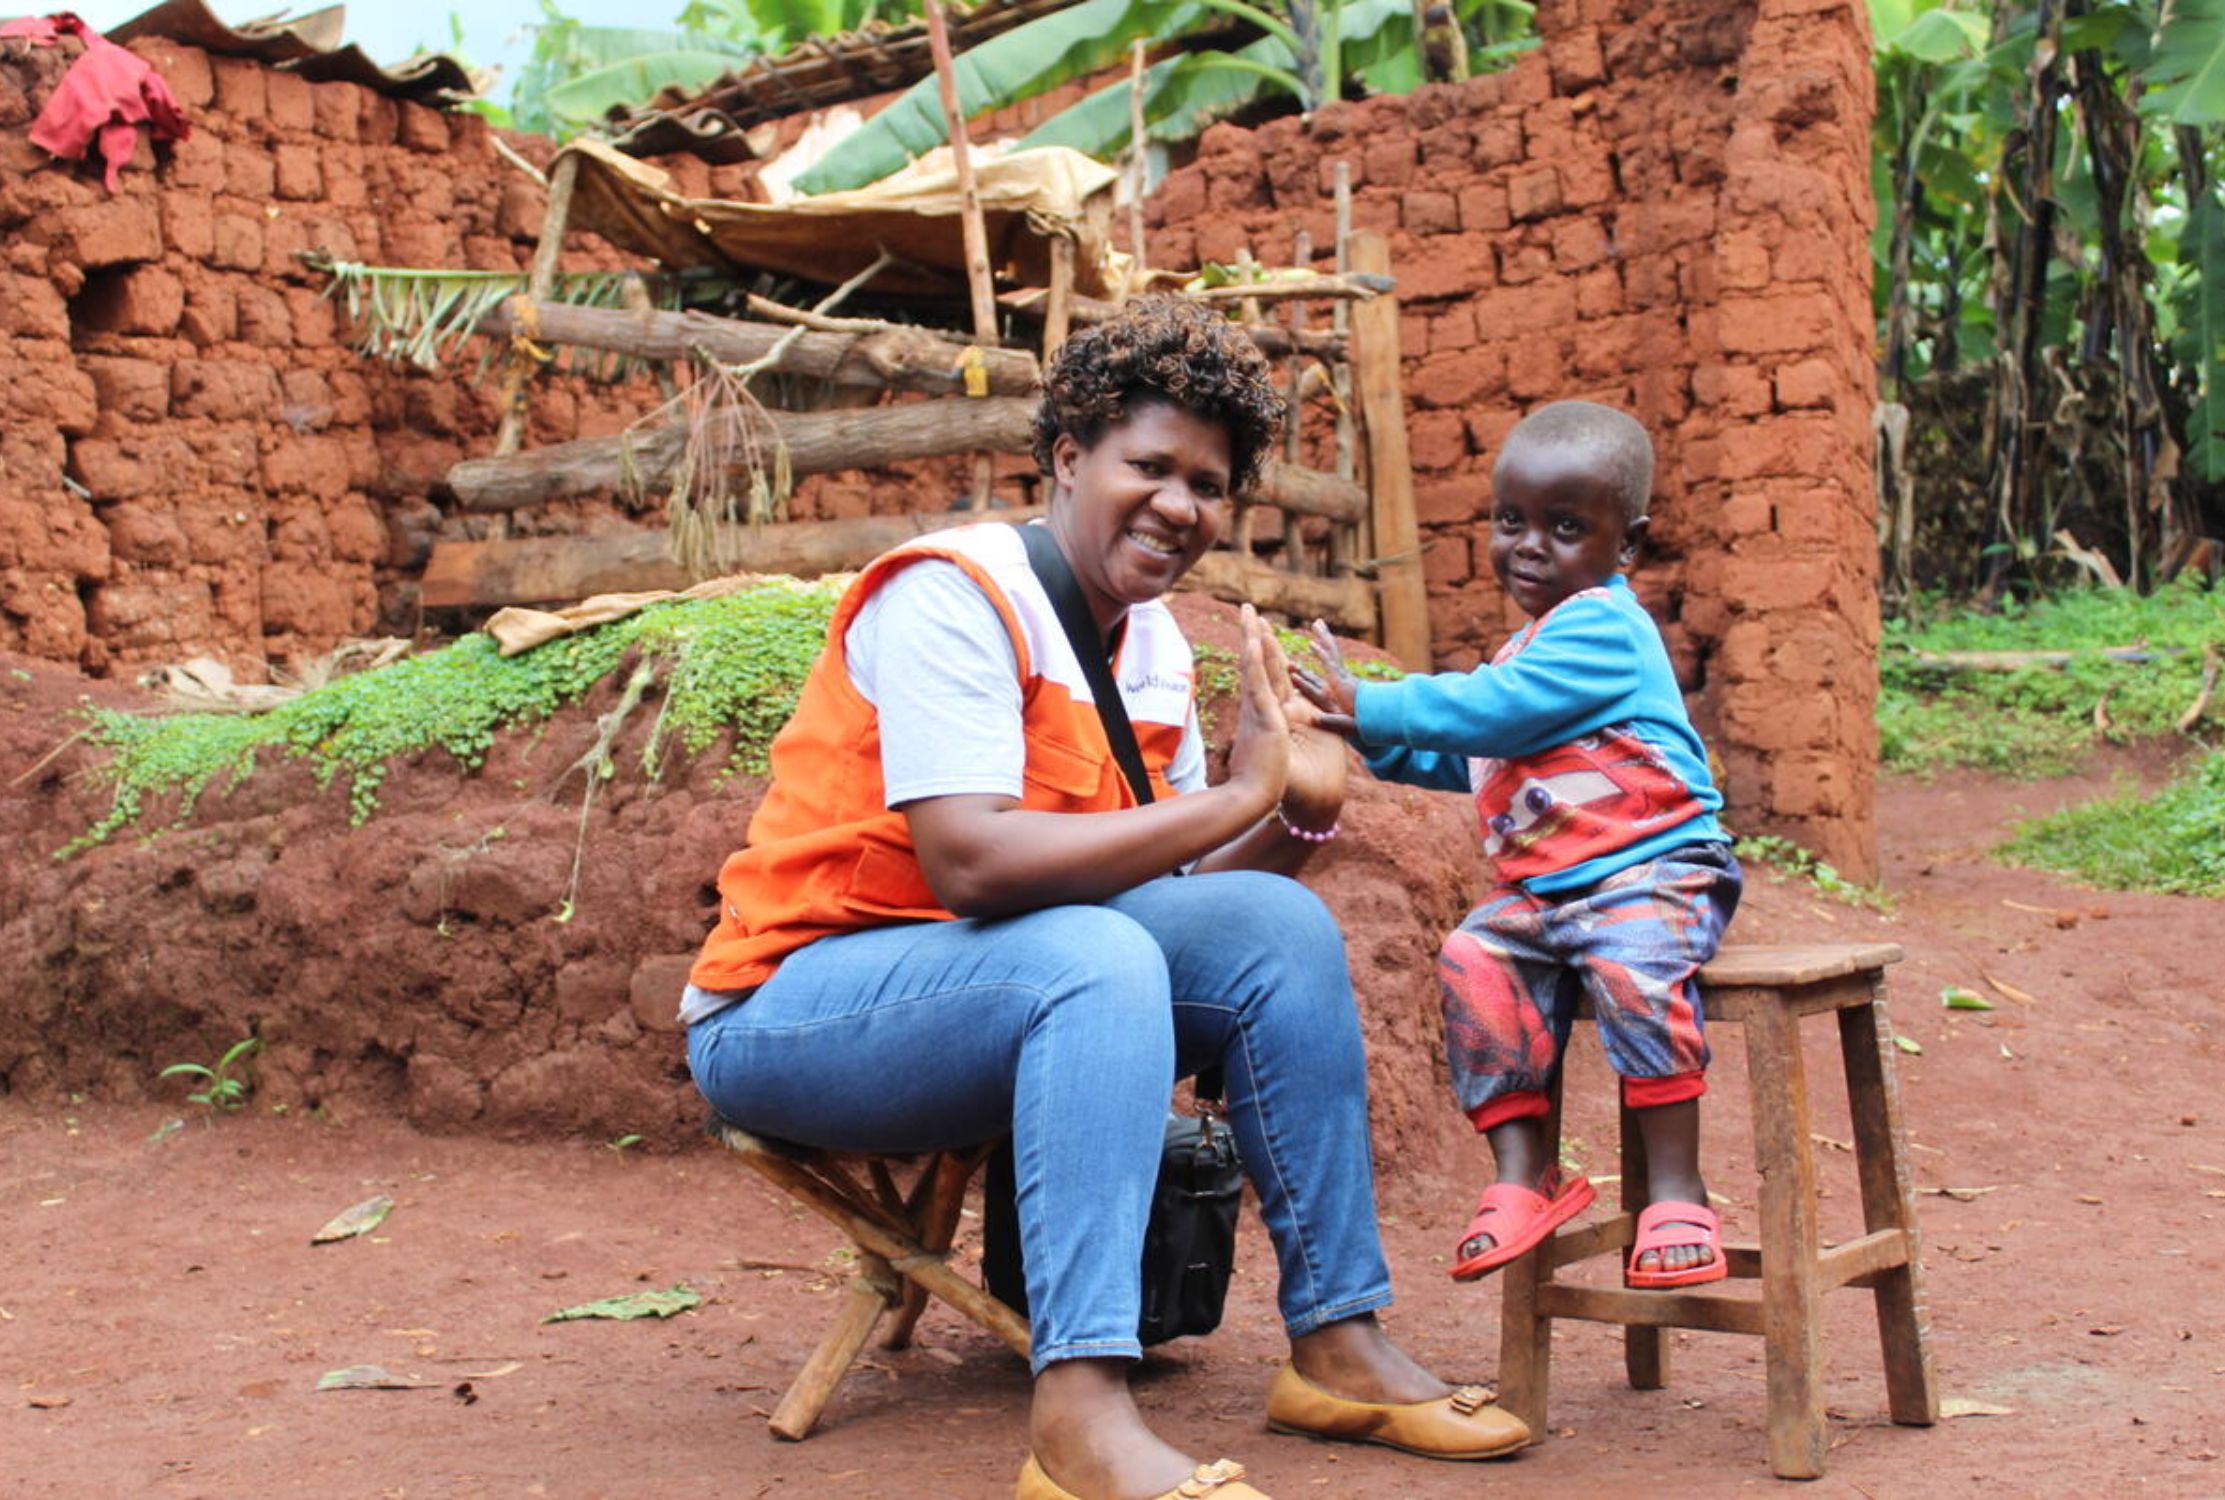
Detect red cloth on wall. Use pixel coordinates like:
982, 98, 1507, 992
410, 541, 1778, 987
1, 12, 189, 191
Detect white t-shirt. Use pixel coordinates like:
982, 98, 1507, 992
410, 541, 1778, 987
845, 558, 1207, 807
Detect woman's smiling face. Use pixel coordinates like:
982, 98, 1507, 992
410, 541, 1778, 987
1049, 399, 1235, 636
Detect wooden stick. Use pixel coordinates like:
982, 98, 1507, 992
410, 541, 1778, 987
479, 300, 1041, 397
923, 0, 1000, 509
489, 133, 548, 188
1332, 161, 1356, 488
1348, 229, 1429, 669
1182, 272, 1391, 305
493, 151, 579, 458
999, 287, 1347, 359
1285, 230, 1311, 469
1129, 39, 1149, 273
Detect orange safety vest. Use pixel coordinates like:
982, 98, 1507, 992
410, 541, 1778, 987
690, 523, 1198, 992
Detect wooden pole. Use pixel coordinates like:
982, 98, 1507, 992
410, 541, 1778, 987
1347, 229, 1429, 670
450, 403, 1365, 521
1128, 40, 1149, 275
1044, 233, 1075, 358
478, 301, 1041, 397
493, 151, 579, 459
923, 0, 1000, 509
420, 518, 1377, 628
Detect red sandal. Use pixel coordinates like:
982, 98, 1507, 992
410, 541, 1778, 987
1449, 1167, 1596, 1282
1624, 1200, 1728, 1289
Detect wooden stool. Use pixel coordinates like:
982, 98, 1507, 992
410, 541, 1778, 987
711, 1120, 1030, 1439
1496, 943, 1940, 1479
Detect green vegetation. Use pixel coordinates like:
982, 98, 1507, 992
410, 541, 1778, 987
159, 1037, 261, 1113
1999, 754, 2225, 897
1878, 579, 2224, 776
1878, 578, 2224, 897
65, 580, 839, 857
1731, 833, 1893, 911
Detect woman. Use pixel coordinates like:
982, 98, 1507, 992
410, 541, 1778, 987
683, 299, 1527, 1500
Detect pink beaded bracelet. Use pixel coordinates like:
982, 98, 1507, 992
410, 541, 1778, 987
1275, 805, 1341, 843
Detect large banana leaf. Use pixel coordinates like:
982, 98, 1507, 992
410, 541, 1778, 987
2177, 187, 2225, 480
1017, 37, 1301, 155
794, 0, 1218, 194
1014, 0, 1443, 159
539, 28, 765, 124
2144, 0, 2225, 123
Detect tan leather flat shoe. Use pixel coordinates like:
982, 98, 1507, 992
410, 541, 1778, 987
1263, 1364, 1530, 1461
1015, 1454, 1270, 1499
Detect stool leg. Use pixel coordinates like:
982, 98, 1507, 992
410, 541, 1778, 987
1840, 986, 1941, 1427
769, 1256, 900, 1441
1618, 1096, 1671, 1391
1745, 1001, 1827, 1480
883, 1150, 979, 1351
1496, 1075, 1564, 1438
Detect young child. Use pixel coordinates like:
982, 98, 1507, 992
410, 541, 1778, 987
1294, 400, 1741, 1289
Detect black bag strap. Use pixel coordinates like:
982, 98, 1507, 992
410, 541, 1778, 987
1017, 523, 1221, 1104
1018, 522, 1155, 807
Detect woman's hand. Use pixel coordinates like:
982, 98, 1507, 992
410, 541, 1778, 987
1291, 620, 1362, 739
1223, 604, 1291, 811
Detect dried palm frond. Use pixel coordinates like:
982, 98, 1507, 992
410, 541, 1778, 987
624, 352, 793, 580
309, 257, 672, 379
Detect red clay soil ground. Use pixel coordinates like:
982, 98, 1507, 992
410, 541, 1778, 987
5, 755, 2222, 1499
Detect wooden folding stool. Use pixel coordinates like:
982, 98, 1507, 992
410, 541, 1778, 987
711, 1120, 1029, 1439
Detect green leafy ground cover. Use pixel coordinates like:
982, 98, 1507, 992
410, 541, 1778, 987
63, 580, 840, 856
1881, 581, 2224, 897
1879, 579, 2224, 775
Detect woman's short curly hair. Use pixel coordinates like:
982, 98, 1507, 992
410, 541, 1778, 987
1031, 295, 1285, 493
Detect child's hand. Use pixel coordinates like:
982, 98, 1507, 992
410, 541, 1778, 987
1291, 620, 1361, 738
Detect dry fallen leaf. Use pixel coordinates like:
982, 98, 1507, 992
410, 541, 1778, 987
26, 1394, 71, 1410
311, 1194, 395, 1246
316, 1364, 439, 1392
1928, 1186, 2000, 1202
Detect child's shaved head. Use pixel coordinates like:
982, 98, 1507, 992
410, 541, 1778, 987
1497, 401, 1654, 523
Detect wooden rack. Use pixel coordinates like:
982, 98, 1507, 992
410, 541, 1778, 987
423, 158, 1430, 665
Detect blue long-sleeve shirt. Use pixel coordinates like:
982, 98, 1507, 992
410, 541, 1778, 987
1353, 576, 1725, 895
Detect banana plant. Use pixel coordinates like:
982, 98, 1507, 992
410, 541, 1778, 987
793, 0, 1533, 194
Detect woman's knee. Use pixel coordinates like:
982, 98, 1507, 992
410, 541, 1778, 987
1010, 905, 1174, 1023
1203, 870, 1347, 967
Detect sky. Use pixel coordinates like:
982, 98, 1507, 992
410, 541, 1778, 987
60, 0, 665, 110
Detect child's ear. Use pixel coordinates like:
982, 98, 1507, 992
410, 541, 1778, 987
1620, 515, 1650, 565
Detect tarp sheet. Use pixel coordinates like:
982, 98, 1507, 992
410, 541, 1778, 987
105, 0, 480, 105
561, 137, 1136, 300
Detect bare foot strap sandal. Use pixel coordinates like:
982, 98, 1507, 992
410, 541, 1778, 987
1015, 1454, 1270, 1500
1263, 1364, 1530, 1461
1624, 1199, 1729, 1289
1449, 1166, 1596, 1282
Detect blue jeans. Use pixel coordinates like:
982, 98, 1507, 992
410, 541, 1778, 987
685, 871, 1394, 1372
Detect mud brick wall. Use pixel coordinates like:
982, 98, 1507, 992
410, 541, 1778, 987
1147, 0, 1880, 876
0, 35, 757, 679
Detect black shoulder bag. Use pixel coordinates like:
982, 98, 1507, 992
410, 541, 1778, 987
979, 525, 1244, 1347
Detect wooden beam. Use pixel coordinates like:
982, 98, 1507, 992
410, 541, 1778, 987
422, 515, 1375, 631
422, 511, 1045, 607
448, 398, 1038, 513
449, 398, 1360, 523
478, 301, 1040, 397
1347, 230, 1429, 670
